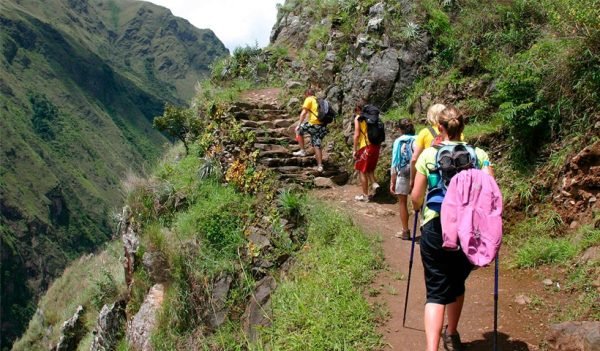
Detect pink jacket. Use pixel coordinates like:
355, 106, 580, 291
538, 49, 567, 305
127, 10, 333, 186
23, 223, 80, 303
441, 169, 503, 266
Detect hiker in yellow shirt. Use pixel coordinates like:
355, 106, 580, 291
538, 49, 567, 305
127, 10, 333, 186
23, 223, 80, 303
293, 89, 327, 172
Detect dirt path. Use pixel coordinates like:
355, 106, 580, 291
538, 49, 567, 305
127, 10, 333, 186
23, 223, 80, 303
314, 185, 554, 351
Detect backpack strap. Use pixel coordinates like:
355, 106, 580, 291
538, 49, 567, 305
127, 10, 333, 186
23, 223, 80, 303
427, 125, 438, 138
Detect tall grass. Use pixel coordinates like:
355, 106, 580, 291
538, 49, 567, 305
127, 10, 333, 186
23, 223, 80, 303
261, 202, 382, 350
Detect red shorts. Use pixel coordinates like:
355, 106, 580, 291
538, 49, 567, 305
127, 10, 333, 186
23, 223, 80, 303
354, 144, 380, 173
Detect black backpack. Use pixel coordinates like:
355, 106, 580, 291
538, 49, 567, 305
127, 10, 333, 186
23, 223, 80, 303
359, 104, 385, 145
425, 143, 479, 212
311, 98, 336, 126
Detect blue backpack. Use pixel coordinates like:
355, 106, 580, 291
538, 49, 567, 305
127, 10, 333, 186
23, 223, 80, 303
425, 143, 479, 212
392, 135, 415, 172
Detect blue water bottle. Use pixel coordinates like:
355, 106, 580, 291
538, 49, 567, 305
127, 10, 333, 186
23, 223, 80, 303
427, 172, 440, 189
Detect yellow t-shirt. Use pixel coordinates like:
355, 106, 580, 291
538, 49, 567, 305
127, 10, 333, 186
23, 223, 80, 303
415, 126, 464, 149
303, 96, 320, 125
356, 115, 368, 150
415, 142, 490, 225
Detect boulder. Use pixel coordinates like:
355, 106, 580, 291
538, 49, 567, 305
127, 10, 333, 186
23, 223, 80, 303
90, 300, 126, 351
242, 276, 277, 341
545, 321, 600, 351
207, 275, 233, 329
314, 177, 336, 188
54, 305, 85, 351
142, 251, 169, 283
127, 284, 165, 351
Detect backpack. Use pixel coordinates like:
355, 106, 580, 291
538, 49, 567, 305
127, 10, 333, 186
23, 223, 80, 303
311, 98, 336, 126
392, 135, 415, 172
424, 143, 478, 213
427, 125, 444, 146
441, 169, 503, 266
359, 104, 385, 145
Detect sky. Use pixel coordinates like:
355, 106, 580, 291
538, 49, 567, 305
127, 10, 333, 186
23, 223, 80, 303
147, 0, 284, 52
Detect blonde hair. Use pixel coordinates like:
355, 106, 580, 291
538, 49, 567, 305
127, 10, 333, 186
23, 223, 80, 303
426, 103, 446, 126
438, 105, 465, 140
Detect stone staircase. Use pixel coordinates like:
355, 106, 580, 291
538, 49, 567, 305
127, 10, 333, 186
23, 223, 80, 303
228, 99, 349, 186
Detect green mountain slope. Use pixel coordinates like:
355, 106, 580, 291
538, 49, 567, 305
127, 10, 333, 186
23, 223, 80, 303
0, 0, 228, 347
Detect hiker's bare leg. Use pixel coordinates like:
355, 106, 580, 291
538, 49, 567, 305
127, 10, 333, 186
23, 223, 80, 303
367, 171, 376, 185
359, 172, 369, 195
424, 303, 445, 351
445, 294, 465, 335
297, 134, 305, 150
314, 147, 323, 167
398, 194, 409, 231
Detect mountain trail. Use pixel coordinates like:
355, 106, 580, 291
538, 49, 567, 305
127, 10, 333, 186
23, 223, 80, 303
241, 87, 559, 350
314, 185, 560, 350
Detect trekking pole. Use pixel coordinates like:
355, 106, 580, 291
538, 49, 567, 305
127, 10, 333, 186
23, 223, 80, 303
493, 254, 499, 351
402, 209, 420, 328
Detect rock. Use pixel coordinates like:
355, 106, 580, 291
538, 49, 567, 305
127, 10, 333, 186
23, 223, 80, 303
570, 221, 580, 229
287, 97, 300, 110
247, 227, 271, 250
90, 300, 126, 351
514, 294, 531, 305
121, 206, 140, 289
590, 196, 597, 203
284, 80, 302, 90
142, 251, 169, 283
207, 275, 233, 329
545, 321, 600, 351
242, 276, 277, 342
127, 284, 165, 351
314, 177, 336, 188
543, 279, 554, 287
579, 246, 600, 265
54, 305, 85, 351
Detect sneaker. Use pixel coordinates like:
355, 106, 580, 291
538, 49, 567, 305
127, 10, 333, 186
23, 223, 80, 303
293, 150, 306, 157
394, 230, 411, 240
354, 194, 369, 202
316, 165, 323, 172
371, 182, 380, 191
442, 325, 464, 351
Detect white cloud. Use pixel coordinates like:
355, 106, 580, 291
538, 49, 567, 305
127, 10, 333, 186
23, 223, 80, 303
146, 0, 283, 52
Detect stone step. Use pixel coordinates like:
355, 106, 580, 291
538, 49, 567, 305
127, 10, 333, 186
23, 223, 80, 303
255, 136, 295, 144
254, 143, 300, 152
259, 157, 316, 168
246, 127, 294, 139
233, 110, 289, 122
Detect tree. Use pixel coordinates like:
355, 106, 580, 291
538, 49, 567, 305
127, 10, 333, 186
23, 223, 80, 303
153, 104, 201, 155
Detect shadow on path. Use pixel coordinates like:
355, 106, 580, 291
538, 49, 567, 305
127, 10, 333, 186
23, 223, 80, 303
466, 331, 531, 350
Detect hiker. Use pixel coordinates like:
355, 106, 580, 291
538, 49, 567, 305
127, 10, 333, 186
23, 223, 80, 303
293, 88, 327, 172
353, 102, 382, 201
410, 103, 446, 188
390, 119, 416, 239
411, 105, 493, 351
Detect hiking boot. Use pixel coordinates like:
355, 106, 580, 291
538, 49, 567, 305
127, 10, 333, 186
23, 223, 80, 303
371, 182, 380, 192
354, 194, 369, 202
394, 230, 411, 240
442, 326, 464, 351
292, 149, 306, 157
316, 165, 323, 172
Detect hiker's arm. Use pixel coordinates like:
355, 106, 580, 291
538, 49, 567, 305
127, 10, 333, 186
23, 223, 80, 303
410, 146, 423, 188
352, 117, 360, 159
483, 163, 495, 178
411, 171, 427, 210
295, 108, 309, 131
390, 172, 397, 194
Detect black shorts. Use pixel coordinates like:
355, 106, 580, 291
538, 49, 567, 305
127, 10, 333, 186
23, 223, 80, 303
420, 217, 473, 305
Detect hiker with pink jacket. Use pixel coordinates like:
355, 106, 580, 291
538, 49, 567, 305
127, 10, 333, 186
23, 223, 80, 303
411, 106, 494, 351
